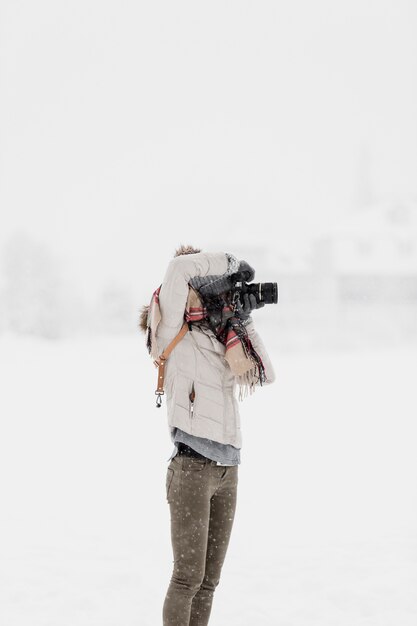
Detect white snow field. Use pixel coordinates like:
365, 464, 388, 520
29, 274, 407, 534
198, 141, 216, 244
0, 332, 416, 626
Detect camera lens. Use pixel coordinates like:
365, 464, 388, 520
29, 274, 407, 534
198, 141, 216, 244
261, 282, 278, 304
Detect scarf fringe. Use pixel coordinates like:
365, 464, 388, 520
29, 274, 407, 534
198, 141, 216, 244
237, 364, 256, 401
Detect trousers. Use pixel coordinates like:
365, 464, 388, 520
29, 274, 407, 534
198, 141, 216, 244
162, 453, 238, 626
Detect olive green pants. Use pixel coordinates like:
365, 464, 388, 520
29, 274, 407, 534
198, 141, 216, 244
163, 454, 239, 626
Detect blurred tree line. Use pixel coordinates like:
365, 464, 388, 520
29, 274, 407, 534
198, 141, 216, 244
0, 231, 137, 339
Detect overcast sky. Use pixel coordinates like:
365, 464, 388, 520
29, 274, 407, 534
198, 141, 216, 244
1, 0, 416, 300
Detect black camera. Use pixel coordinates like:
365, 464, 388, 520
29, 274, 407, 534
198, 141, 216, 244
233, 279, 278, 307
189, 264, 278, 333
229, 269, 278, 308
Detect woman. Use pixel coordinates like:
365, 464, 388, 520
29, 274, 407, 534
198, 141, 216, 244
141, 244, 276, 625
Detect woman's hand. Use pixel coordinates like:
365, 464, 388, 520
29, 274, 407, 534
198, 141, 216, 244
234, 292, 265, 320
237, 260, 255, 282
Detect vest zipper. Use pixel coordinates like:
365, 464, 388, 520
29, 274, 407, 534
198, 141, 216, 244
190, 382, 195, 418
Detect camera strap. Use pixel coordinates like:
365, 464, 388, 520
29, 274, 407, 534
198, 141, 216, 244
153, 321, 190, 408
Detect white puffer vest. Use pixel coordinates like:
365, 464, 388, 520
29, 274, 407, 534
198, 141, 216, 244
155, 251, 276, 448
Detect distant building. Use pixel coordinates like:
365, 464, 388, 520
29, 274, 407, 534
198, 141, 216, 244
216, 199, 417, 310
310, 199, 417, 305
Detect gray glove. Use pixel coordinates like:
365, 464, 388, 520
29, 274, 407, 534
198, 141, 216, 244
237, 260, 255, 282
234, 292, 265, 320
226, 254, 255, 282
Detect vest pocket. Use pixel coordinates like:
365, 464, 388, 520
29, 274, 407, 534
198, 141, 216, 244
189, 382, 196, 418
191, 381, 224, 424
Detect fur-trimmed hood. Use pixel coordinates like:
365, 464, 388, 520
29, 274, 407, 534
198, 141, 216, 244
138, 243, 202, 333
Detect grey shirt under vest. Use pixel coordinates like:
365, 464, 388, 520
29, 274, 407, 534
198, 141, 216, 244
167, 428, 241, 466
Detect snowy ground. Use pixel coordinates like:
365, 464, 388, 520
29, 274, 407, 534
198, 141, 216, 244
0, 332, 416, 625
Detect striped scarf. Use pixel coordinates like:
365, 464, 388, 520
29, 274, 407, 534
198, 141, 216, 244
146, 284, 266, 400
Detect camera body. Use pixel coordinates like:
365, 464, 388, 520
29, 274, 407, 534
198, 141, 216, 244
230, 272, 278, 308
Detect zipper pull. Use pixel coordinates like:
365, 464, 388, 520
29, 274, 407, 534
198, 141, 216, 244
190, 383, 195, 418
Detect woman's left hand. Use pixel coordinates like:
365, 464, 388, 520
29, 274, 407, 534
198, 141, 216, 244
235, 292, 265, 319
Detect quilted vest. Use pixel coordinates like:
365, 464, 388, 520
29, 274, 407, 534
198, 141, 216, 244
155, 251, 276, 447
